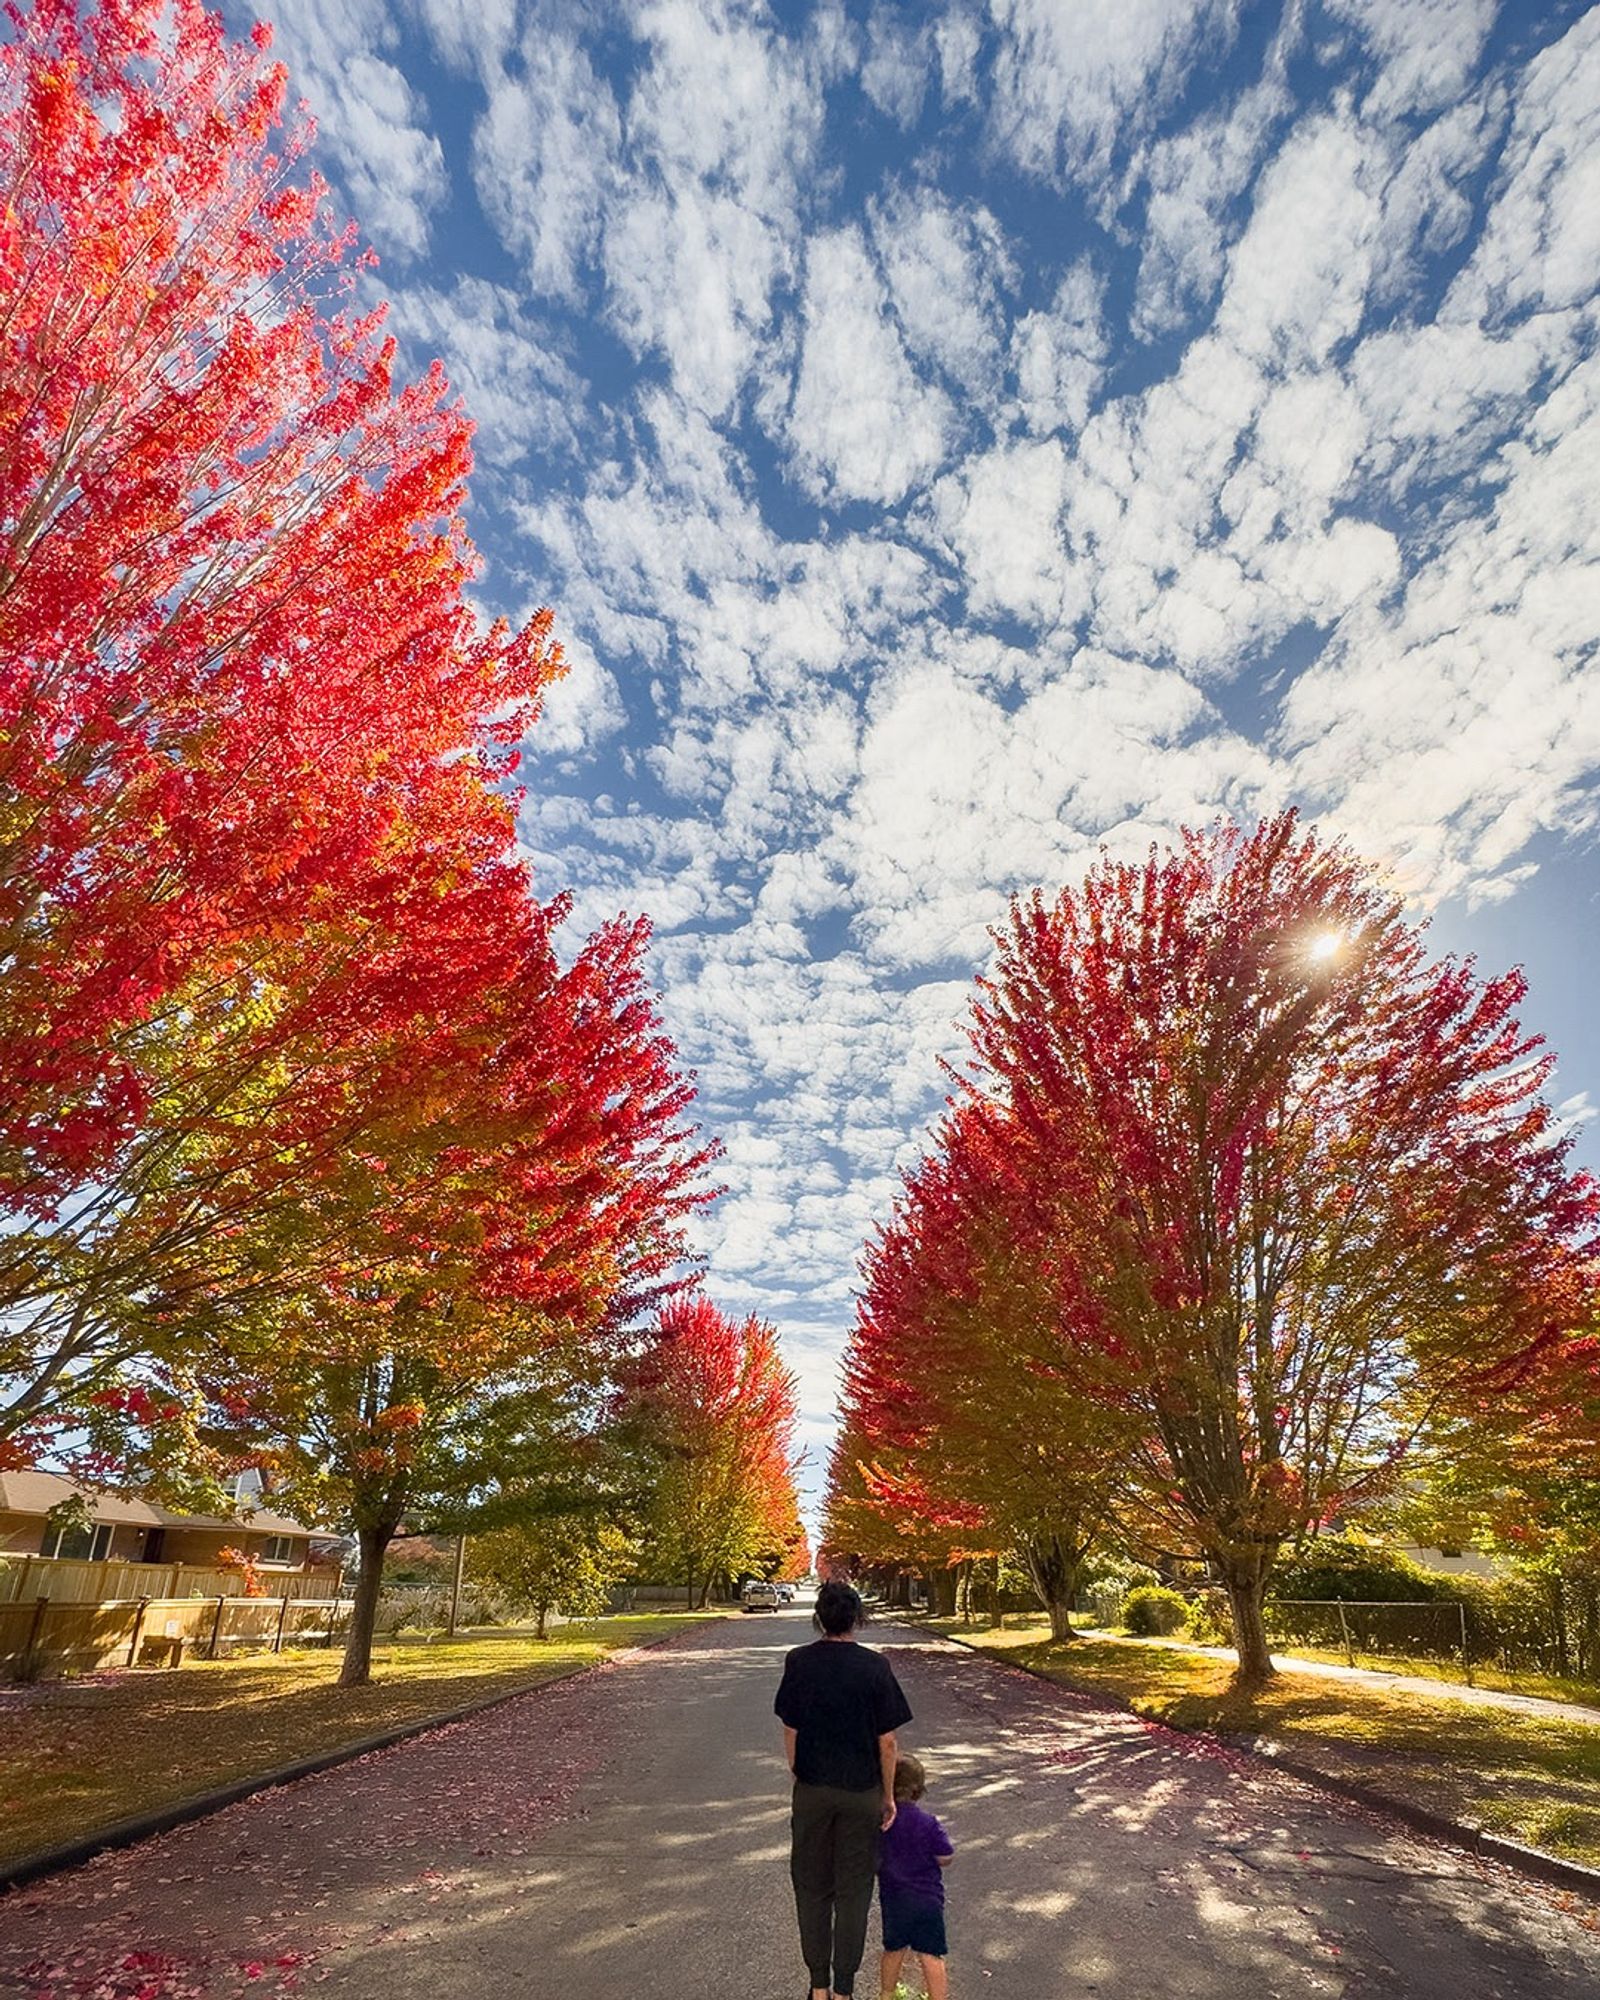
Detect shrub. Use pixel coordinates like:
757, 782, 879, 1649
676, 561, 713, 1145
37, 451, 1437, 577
1185, 1588, 1233, 1646
1124, 1585, 1190, 1637
1269, 1534, 1444, 1603
1083, 1555, 1160, 1629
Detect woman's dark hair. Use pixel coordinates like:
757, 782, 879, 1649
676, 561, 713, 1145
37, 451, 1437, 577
813, 1578, 865, 1636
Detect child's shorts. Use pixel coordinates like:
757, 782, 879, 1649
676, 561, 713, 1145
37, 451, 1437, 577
881, 1895, 948, 1959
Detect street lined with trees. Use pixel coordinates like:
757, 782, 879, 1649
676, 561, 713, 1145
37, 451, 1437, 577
5, 7, 1600, 1989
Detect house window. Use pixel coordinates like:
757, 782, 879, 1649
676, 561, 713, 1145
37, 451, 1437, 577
259, 1535, 298, 1565
41, 1521, 114, 1562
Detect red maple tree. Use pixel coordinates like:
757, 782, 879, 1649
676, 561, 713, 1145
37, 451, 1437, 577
836, 1098, 1133, 1637
199, 914, 716, 1685
0, 0, 563, 1454
623, 1294, 803, 1607
967, 813, 1598, 1680
828, 814, 1598, 1683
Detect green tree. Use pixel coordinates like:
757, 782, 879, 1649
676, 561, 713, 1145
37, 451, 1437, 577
472, 1514, 635, 1639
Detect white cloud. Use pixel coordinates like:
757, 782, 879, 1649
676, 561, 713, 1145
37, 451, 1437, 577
987, 0, 1241, 193
265, 0, 447, 258
928, 438, 1080, 628
528, 632, 629, 761
596, 0, 824, 412
384, 278, 587, 465
474, 29, 621, 302
605, 187, 789, 416
829, 639, 1271, 967
1216, 112, 1385, 367
787, 227, 955, 504
1446, 7, 1600, 320
314, 0, 1600, 1475
658, 932, 975, 1311
872, 187, 1014, 403
1325, 0, 1498, 119
1348, 314, 1581, 500
861, 3, 933, 127
934, 5, 984, 106
1011, 259, 1106, 434
405, 0, 517, 75
1280, 348, 1600, 898
1132, 66, 1291, 338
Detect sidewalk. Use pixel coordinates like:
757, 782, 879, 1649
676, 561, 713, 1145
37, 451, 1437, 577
1077, 1627, 1600, 1727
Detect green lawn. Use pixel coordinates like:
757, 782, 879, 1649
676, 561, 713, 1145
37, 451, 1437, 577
0, 1612, 719, 1867
1274, 1644, 1600, 1714
923, 1617, 1600, 1870
1080, 1622, 1600, 1713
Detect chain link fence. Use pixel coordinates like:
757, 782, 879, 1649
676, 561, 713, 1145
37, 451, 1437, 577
1265, 1597, 1473, 1676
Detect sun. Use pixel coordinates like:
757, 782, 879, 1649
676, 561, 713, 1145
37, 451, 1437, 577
1308, 931, 1343, 963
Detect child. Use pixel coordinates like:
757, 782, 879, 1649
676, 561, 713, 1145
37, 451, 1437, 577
877, 1753, 954, 2000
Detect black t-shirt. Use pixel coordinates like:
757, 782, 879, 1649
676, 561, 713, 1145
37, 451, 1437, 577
774, 1639, 913, 1792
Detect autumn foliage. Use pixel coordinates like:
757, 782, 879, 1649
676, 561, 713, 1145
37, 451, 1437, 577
0, 0, 576, 1465
833, 1097, 1132, 1637
622, 1293, 804, 1606
0, 0, 723, 1687
828, 815, 1599, 1682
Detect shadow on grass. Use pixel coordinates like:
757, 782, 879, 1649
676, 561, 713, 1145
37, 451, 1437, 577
0, 1612, 716, 1864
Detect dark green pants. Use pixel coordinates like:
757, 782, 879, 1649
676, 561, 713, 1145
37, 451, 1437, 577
790, 1780, 881, 1995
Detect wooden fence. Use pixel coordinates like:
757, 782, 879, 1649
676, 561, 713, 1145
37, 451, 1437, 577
0, 1555, 335, 1606
0, 1593, 352, 1681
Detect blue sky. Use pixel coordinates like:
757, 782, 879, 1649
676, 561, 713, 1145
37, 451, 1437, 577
240, 0, 1600, 1518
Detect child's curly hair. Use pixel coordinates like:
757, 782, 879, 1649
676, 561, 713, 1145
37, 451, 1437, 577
892, 1753, 927, 1802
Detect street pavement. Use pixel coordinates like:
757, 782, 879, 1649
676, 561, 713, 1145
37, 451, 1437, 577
4, 1611, 1600, 1998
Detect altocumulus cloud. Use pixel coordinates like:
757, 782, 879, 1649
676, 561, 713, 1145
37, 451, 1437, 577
249, 0, 1600, 1519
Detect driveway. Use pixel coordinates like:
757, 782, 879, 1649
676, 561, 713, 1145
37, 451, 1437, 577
3, 1612, 1598, 1997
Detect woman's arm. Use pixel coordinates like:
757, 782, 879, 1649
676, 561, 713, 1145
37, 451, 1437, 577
783, 1725, 798, 1773
878, 1730, 898, 1829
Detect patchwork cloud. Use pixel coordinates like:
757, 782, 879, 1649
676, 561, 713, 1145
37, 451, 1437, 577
275, 0, 1600, 1519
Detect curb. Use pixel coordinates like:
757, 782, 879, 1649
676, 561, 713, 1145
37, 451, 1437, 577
0, 1621, 709, 1898
906, 1621, 1600, 1904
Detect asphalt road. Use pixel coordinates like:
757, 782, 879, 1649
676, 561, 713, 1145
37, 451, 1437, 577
4, 1612, 1600, 1998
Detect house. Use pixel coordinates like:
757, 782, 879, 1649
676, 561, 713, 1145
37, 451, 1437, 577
1394, 1540, 1505, 1582
0, 1469, 314, 1573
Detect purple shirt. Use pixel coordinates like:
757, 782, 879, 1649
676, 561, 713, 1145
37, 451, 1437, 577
878, 1799, 953, 1906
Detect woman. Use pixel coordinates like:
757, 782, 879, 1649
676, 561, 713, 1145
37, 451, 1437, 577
774, 1578, 913, 2000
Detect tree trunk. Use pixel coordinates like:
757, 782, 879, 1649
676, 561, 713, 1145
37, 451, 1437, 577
1552, 1577, 1569, 1678
685, 1559, 695, 1612
535, 1598, 550, 1640
1021, 1531, 1084, 1644
929, 1565, 958, 1617
1225, 1571, 1276, 1687
339, 1522, 396, 1688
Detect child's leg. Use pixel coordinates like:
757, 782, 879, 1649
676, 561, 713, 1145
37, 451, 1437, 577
920, 1953, 948, 2000
878, 1945, 907, 1997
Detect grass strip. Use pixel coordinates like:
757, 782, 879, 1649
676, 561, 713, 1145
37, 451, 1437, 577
0, 1612, 718, 1867
1086, 1629, 1600, 1714
920, 1617, 1600, 1870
